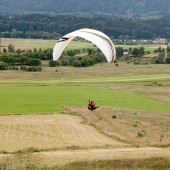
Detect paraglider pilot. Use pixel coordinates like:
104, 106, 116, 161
88, 100, 99, 111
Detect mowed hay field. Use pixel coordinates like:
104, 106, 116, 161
1, 38, 95, 50
0, 38, 170, 169
0, 114, 125, 152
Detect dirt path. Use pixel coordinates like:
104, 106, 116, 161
30, 147, 170, 166
0, 147, 169, 168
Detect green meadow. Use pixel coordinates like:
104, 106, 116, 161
0, 38, 170, 114
1, 84, 170, 114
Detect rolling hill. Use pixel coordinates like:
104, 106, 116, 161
0, 0, 170, 18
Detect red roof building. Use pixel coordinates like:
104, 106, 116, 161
154, 38, 168, 44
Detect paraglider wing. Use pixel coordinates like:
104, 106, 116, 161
53, 28, 116, 63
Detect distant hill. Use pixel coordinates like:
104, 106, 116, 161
0, 14, 170, 39
0, 0, 170, 18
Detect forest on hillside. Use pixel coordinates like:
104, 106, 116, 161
0, 0, 170, 18
0, 14, 170, 39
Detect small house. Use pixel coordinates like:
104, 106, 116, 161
153, 38, 168, 44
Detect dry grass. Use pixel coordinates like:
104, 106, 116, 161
1, 38, 56, 50
0, 63, 170, 80
0, 114, 125, 152
1, 63, 170, 81
1, 38, 94, 51
32, 147, 170, 167
67, 106, 170, 147
110, 83, 170, 103
0, 147, 170, 169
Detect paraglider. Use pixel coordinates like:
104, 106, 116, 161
88, 100, 99, 111
53, 28, 116, 111
53, 28, 116, 63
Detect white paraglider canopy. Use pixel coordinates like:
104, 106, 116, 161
53, 28, 116, 63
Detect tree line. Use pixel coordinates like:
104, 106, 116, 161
0, 14, 170, 39
1, 44, 170, 71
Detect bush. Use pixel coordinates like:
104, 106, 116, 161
10, 66, 19, 70
112, 115, 117, 119
115, 63, 119, 66
134, 60, 140, 65
167, 53, 170, 58
60, 59, 70, 66
138, 130, 146, 137
0, 61, 8, 70
49, 59, 57, 67
166, 57, 170, 64
20, 65, 27, 71
73, 60, 82, 67
27, 58, 41, 66
37, 66, 42, 71
26, 66, 42, 72
138, 132, 143, 137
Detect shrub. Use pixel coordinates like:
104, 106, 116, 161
167, 53, 170, 58
0, 61, 8, 70
0, 150, 8, 154
138, 132, 143, 137
26, 66, 42, 72
37, 66, 42, 71
49, 59, 57, 67
20, 65, 27, 71
166, 57, 170, 64
60, 59, 70, 66
27, 58, 41, 66
138, 130, 146, 137
112, 115, 117, 119
10, 66, 19, 70
134, 60, 140, 65
115, 63, 119, 66
133, 124, 138, 127
73, 60, 82, 67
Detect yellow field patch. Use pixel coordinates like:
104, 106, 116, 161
0, 114, 125, 152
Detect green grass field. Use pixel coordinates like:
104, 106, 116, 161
1, 85, 170, 114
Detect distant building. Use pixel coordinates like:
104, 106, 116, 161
123, 49, 128, 56
153, 38, 168, 44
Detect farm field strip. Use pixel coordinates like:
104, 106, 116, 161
0, 114, 126, 152
1, 147, 169, 168
0, 73, 170, 84
31, 147, 170, 166
1, 38, 168, 51
1, 38, 95, 50
59, 74, 170, 83
1, 85, 170, 114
